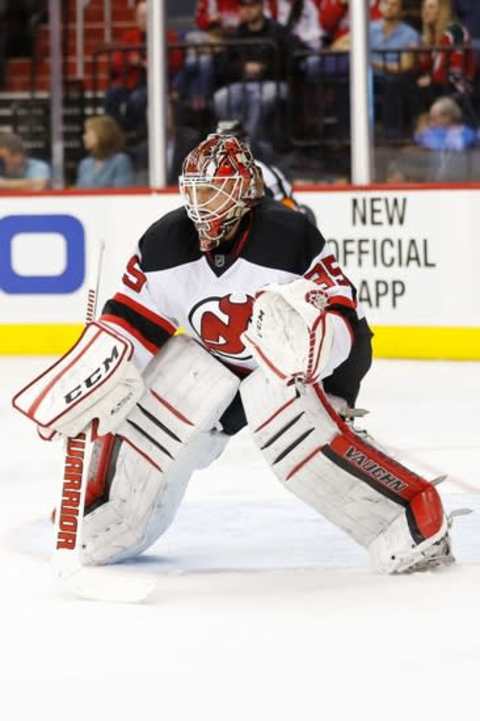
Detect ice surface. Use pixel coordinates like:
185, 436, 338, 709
1, 356, 480, 721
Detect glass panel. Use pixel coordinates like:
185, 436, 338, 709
371, 7, 479, 185
0, 2, 59, 191
6, 2, 479, 191
0, 4, 353, 191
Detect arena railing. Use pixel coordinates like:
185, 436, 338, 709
287, 44, 479, 144
91, 38, 286, 141
88, 40, 480, 184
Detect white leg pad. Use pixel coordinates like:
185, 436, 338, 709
368, 512, 450, 574
81, 336, 239, 565
240, 370, 451, 574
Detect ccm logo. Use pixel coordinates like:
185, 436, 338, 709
64, 345, 120, 404
255, 308, 265, 337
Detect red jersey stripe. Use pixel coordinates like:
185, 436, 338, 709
328, 295, 356, 310
114, 292, 177, 335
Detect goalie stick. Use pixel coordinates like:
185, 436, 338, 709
52, 240, 156, 603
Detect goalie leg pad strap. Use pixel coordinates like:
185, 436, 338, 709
240, 370, 449, 573
81, 336, 239, 565
82, 429, 229, 565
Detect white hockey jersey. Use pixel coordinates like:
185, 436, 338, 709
101, 198, 367, 377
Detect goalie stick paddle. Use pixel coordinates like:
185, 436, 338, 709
51, 240, 155, 603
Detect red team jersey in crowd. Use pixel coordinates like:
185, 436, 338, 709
419, 22, 475, 88
195, 0, 276, 32
110, 28, 184, 89
100, 199, 367, 384
320, 0, 382, 41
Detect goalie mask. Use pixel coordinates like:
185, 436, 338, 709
179, 133, 264, 252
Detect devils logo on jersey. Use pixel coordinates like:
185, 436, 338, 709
188, 293, 254, 361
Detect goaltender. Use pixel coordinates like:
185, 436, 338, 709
14, 133, 454, 573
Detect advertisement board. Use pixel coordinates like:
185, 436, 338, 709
1, 187, 479, 358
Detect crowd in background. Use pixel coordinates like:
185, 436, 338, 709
0, 1, 47, 88
1, 0, 480, 189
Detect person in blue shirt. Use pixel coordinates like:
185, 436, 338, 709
0, 131, 51, 190
370, 0, 421, 138
76, 115, 135, 189
330, 0, 420, 139
414, 95, 477, 150
370, 0, 420, 74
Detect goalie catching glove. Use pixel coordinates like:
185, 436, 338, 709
242, 278, 352, 386
13, 322, 145, 438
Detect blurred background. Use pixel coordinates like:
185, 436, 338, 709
1, 0, 480, 191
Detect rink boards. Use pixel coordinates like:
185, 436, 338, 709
1, 185, 479, 359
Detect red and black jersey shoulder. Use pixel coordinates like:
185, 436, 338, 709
242, 198, 328, 275
138, 206, 202, 272
246, 202, 365, 338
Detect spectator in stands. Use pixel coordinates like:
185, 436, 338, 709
195, 0, 275, 34
214, 0, 300, 150
417, 0, 475, 101
273, 0, 324, 52
273, 0, 325, 82
370, 0, 420, 74
454, 1, 480, 44
414, 95, 477, 149
369, 0, 421, 138
196, 0, 243, 33
266, 1, 327, 139
104, 0, 147, 131
175, 1, 276, 113
317, 1, 383, 138
0, 131, 50, 190
172, 47, 216, 113
76, 115, 135, 188
320, 0, 382, 46
174, 0, 222, 114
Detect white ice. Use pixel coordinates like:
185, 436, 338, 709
1, 356, 480, 721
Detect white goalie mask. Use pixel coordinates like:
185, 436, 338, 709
179, 133, 264, 252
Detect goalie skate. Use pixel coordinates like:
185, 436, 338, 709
397, 534, 454, 574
